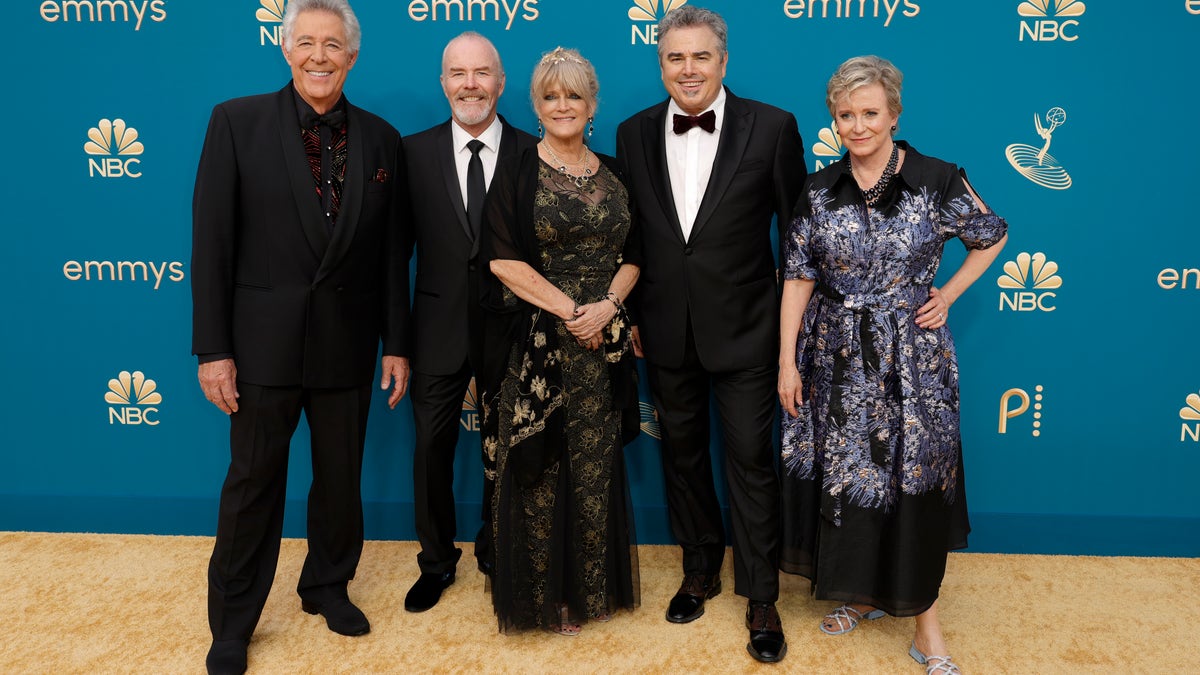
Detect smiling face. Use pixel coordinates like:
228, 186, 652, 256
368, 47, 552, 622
833, 82, 899, 162
281, 9, 357, 114
536, 82, 593, 146
658, 25, 727, 116
441, 35, 505, 135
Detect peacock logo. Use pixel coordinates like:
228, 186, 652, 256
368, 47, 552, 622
257, 0, 285, 46
998, 252, 1061, 312
106, 371, 162, 426
629, 0, 687, 45
1179, 392, 1200, 442
462, 378, 480, 432
1018, 0, 1085, 41
85, 119, 144, 179
810, 123, 845, 172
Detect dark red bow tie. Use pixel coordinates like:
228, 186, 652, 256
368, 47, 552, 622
673, 110, 716, 135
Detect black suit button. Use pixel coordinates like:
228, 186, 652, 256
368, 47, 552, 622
684, 247, 694, 256
468, 262, 477, 272
336, 286, 345, 292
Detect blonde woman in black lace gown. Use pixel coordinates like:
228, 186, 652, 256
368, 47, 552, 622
479, 47, 641, 635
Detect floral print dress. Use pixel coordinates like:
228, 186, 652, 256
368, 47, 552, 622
779, 143, 1007, 616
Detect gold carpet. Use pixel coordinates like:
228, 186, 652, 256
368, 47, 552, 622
2, 532, 1198, 673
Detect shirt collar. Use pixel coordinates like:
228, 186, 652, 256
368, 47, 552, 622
451, 115, 503, 154
667, 87, 727, 133
833, 139, 921, 188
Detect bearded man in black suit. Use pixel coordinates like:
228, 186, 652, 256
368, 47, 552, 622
191, 1, 409, 672
615, 5, 805, 664
397, 31, 537, 613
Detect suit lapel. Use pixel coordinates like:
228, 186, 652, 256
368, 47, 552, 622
437, 121, 472, 242
642, 102, 685, 244
315, 102, 365, 284
690, 90, 752, 241
276, 84, 331, 261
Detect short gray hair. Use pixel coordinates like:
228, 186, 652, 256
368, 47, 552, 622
442, 31, 503, 76
657, 6, 728, 59
282, 0, 361, 53
826, 55, 903, 119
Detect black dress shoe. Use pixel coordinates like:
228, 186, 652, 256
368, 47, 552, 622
300, 598, 371, 636
746, 601, 787, 663
206, 639, 248, 675
404, 570, 456, 612
665, 573, 721, 623
477, 560, 495, 578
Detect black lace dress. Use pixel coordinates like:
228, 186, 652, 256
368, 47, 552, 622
480, 151, 641, 632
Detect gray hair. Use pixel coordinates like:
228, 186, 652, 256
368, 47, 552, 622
282, 0, 361, 53
826, 55, 903, 120
530, 47, 599, 115
657, 6, 728, 59
442, 31, 503, 76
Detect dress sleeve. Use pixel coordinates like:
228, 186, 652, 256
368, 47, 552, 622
940, 167, 1008, 250
482, 156, 526, 263
782, 187, 819, 281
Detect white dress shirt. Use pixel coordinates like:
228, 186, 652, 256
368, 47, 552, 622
665, 88, 726, 242
450, 116, 504, 205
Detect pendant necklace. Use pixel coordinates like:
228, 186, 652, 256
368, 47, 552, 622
542, 141, 593, 189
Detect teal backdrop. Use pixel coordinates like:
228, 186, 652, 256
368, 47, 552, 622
4, 0, 1199, 556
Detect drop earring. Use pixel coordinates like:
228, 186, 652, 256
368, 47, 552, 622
587, 117, 594, 139
538, 119, 544, 138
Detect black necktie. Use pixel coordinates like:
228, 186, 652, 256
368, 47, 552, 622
672, 110, 716, 135
466, 139, 486, 240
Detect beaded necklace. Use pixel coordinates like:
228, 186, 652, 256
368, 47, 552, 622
542, 141, 594, 189
848, 142, 899, 207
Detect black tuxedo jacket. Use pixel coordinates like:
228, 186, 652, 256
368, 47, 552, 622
403, 117, 537, 376
616, 88, 806, 371
191, 83, 410, 388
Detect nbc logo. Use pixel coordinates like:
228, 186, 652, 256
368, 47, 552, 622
999, 385, 1044, 437
639, 401, 662, 440
1181, 391, 1200, 442
462, 378, 480, 432
998, 252, 1061, 312
810, 123, 845, 172
1006, 107, 1071, 190
1018, 0, 1084, 41
257, 0, 285, 46
106, 370, 162, 426
85, 119, 143, 179
629, 0, 687, 45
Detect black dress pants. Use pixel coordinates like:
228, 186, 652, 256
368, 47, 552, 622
645, 325, 781, 603
207, 381, 371, 642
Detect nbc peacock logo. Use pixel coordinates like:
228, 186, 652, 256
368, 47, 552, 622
997, 252, 1061, 312
257, 0, 285, 46
85, 118, 144, 179
105, 370, 162, 426
639, 401, 661, 440
461, 378, 480, 432
1179, 391, 1200, 442
629, 0, 687, 45
1006, 107, 1071, 190
810, 122, 845, 172
1018, 0, 1084, 41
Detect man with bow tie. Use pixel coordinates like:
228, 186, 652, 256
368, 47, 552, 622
616, 5, 805, 664
191, 1, 409, 672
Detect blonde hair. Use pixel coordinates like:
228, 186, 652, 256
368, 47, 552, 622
826, 55, 903, 119
529, 47, 599, 114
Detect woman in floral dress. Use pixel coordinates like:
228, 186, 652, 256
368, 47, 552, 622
778, 56, 1007, 674
479, 47, 640, 636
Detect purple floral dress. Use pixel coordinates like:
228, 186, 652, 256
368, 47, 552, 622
779, 142, 1006, 616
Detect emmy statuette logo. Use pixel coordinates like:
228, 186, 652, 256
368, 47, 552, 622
85, 119, 144, 179
1018, 0, 1084, 41
639, 401, 662, 440
1006, 107, 1071, 190
998, 252, 1061, 312
1180, 392, 1200, 442
629, 0, 687, 45
999, 385, 1044, 437
106, 370, 163, 426
257, 0, 285, 46
462, 378, 480, 432
810, 123, 845, 172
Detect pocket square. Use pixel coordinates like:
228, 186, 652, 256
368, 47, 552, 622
372, 169, 390, 183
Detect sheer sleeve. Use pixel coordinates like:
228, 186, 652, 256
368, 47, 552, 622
782, 186, 819, 281
940, 167, 1008, 250
483, 155, 525, 264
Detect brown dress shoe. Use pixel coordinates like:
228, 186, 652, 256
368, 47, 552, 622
746, 601, 787, 663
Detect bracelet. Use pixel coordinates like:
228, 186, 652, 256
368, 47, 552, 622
604, 295, 621, 311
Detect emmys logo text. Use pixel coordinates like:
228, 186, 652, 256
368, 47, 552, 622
1006, 107, 1071, 190
999, 385, 1044, 437
810, 123, 845, 172
106, 370, 163, 426
1189, 0, 1200, 14
1018, 0, 1084, 42
406, 0, 540, 30
1180, 391, 1200, 442
462, 378, 480, 432
40, 0, 167, 30
1156, 266, 1200, 290
998, 252, 1061, 312
629, 0, 687, 45
783, 0, 920, 27
256, 0, 284, 46
63, 260, 185, 290
85, 119, 144, 179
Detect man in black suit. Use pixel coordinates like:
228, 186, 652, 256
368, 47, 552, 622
191, 1, 409, 672
398, 31, 537, 613
615, 6, 805, 664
